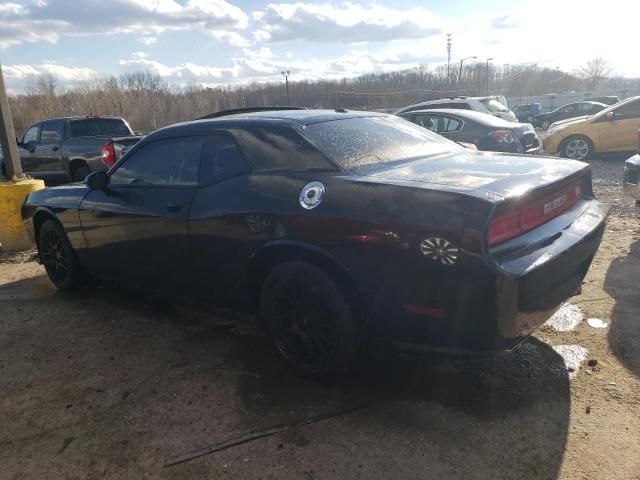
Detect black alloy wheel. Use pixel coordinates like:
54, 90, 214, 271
260, 261, 357, 380
38, 220, 81, 290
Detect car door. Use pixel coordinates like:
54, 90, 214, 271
187, 134, 252, 308
35, 120, 66, 183
18, 124, 41, 175
596, 99, 640, 152
77, 135, 204, 297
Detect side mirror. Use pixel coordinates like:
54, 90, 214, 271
15, 137, 22, 147
606, 111, 620, 120
86, 171, 110, 190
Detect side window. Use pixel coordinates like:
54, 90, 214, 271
40, 121, 64, 143
200, 135, 249, 184
22, 125, 41, 145
614, 101, 640, 118
562, 104, 577, 114
412, 114, 438, 132
110, 136, 204, 186
441, 116, 462, 132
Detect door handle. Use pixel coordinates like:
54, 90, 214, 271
166, 200, 185, 212
52, 146, 59, 152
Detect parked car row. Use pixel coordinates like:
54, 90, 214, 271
0, 115, 142, 184
23, 107, 607, 379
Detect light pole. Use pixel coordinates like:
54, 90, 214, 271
281, 70, 290, 104
458, 56, 477, 86
0, 62, 22, 179
486, 57, 494, 95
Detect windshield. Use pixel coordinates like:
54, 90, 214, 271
69, 118, 131, 138
481, 99, 509, 113
302, 116, 457, 171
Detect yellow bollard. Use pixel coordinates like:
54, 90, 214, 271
0, 178, 45, 251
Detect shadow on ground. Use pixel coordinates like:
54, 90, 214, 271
605, 239, 640, 377
0, 274, 571, 479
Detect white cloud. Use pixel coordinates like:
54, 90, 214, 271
137, 36, 157, 45
0, 0, 248, 48
253, 2, 442, 44
4, 63, 97, 82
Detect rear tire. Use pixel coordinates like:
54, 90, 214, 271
560, 135, 594, 161
541, 119, 551, 130
72, 165, 90, 182
259, 261, 358, 380
38, 220, 82, 290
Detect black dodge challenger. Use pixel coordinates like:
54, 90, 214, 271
22, 109, 608, 379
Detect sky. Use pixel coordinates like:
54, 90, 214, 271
0, 0, 636, 93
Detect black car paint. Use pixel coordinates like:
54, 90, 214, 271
22, 110, 607, 352
533, 101, 607, 128
0, 116, 142, 185
399, 109, 540, 153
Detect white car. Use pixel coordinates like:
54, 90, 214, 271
395, 96, 517, 122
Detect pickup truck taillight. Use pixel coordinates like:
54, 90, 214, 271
488, 181, 584, 247
100, 143, 116, 167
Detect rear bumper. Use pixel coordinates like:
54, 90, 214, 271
623, 154, 640, 200
491, 199, 607, 346
373, 199, 607, 352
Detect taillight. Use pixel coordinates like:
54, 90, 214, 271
488, 182, 584, 247
488, 129, 518, 144
100, 143, 115, 167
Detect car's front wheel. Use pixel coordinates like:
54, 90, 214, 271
560, 135, 594, 161
38, 220, 82, 290
541, 119, 551, 130
260, 261, 358, 380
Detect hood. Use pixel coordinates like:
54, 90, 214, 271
356, 151, 588, 200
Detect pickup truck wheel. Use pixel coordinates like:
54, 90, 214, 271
560, 135, 594, 161
260, 261, 357, 380
38, 220, 81, 290
72, 166, 90, 182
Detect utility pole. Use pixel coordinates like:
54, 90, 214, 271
0, 62, 22, 179
281, 70, 290, 104
446, 34, 452, 85
486, 57, 494, 95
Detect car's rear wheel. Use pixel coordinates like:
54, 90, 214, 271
526, 115, 534, 123
259, 261, 358, 380
38, 220, 82, 290
541, 119, 551, 130
560, 135, 594, 161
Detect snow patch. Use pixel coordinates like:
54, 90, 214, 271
545, 303, 583, 332
587, 318, 608, 329
553, 344, 588, 380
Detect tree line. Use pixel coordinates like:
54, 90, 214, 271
8, 58, 637, 134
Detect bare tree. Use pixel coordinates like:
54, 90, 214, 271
575, 57, 612, 91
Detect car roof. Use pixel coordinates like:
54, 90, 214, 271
399, 108, 516, 127
150, 109, 387, 137
33, 115, 125, 123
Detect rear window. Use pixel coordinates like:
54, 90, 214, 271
481, 99, 509, 113
302, 116, 456, 170
69, 118, 131, 138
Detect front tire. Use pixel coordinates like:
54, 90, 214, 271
259, 261, 358, 380
541, 119, 551, 130
560, 135, 594, 161
38, 220, 82, 290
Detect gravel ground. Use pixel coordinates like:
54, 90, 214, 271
1, 154, 639, 479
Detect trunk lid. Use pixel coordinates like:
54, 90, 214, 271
358, 151, 589, 200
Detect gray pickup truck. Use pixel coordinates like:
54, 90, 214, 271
0, 115, 143, 184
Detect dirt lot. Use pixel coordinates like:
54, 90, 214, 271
1, 156, 640, 480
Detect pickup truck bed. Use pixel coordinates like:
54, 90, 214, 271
1, 115, 143, 185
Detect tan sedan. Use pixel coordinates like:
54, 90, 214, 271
543, 96, 640, 160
